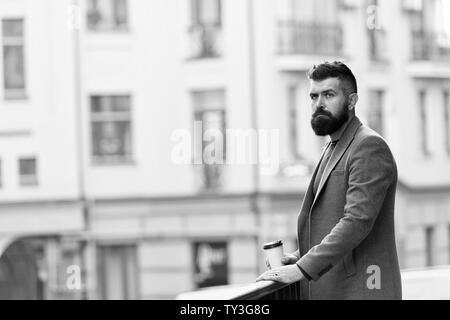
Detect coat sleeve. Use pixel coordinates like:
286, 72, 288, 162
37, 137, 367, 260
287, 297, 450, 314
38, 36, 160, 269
296, 135, 395, 281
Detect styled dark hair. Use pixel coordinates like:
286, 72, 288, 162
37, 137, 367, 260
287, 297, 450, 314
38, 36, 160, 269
307, 61, 358, 95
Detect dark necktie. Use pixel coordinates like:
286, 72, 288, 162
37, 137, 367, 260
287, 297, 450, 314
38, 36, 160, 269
313, 140, 338, 197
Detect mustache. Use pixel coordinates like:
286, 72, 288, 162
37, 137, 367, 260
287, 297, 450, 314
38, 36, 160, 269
312, 109, 333, 118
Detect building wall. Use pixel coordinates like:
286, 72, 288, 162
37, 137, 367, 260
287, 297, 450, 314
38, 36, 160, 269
0, 0, 80, 202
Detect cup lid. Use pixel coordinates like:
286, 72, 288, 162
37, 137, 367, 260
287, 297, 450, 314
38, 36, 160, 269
263, 240, 283, 250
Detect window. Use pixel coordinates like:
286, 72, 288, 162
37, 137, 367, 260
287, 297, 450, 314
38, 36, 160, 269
419, 90, 431, 156
191, 0, 222, 26
434, 0, 450, 35
90, 95, 133, 164
425, 226, 435, 266
2, 19, 26, 100
278, 0, 342, 55
53, 241, 84, 300
410, 0, 450, 61
188, 0, 222, 58
19, 157, 37, 186
289, 0, 339, 23
192, 90, 226, 190
367, 0, 387, 62
402, 0, 423, 13
368, 90, 385, 136
193, 242, 228, 289
97, 245, 138, 300
368, 29, 386, 61
87, 0, 128, 31
444, 90, 450, 156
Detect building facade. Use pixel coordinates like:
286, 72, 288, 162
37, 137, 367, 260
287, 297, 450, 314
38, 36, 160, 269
0, 0, 449, 299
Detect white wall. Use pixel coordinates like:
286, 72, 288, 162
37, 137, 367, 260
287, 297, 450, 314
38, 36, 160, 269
0, 0, 80, 202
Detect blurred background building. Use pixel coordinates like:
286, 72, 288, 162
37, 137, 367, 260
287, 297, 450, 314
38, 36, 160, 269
0, 0, 449, 299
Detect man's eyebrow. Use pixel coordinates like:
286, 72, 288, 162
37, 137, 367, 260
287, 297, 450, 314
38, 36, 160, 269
320, 89, 337, 94
310, 88, 337, 95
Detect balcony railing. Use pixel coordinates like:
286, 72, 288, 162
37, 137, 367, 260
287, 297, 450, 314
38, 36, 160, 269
411, 31, 450, 61
177, 267, 450, 300
177, 280, 301, 300
277, 21, 343, 56
188, 24, 222, 59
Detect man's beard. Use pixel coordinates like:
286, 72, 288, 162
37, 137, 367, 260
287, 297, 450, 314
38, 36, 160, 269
310, 104, 349, 136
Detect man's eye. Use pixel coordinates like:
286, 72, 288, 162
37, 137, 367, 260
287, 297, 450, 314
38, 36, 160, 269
326, 93, 333, 98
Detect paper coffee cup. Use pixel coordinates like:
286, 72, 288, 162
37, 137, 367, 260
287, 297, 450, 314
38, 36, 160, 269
263, 240, 284, 269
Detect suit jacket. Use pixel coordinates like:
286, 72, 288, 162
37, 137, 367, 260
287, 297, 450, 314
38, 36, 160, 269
295, 116, 402, 300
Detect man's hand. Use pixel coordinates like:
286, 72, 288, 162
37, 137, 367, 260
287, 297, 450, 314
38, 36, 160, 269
281, 253, 299, 265
265, 252, 299, 269
256, 264, 304, 284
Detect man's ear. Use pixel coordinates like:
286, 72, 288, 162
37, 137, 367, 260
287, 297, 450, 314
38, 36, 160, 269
348, 93, 358, 111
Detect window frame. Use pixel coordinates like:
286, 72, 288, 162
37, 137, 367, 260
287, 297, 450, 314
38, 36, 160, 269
86, 0, 129, 32
191, 89, 227, 191
368, 89, 385, 136
444, 90, 450, 156
2, 18, 27, 100
97, 244, 138, 300
425, 226, 435, 267
191, 0, 222, 27
18, 157, 38, 187
419, 90, 431, 157
90, 94, 134, 165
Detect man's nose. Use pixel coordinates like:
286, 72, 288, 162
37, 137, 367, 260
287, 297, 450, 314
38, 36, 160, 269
314, 97, 326, 111
316, 95, 326, 107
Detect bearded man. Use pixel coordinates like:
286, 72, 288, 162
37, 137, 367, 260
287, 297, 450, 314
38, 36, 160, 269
257, 61, 402, 300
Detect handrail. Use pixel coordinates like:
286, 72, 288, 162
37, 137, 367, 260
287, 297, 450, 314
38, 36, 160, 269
176, 280, 298, 300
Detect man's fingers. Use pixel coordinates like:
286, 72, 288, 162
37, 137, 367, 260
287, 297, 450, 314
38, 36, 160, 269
281, 254, 298, 265
281, 257, 294, 265
256, 274, 266, 282
256, 272, 271, 282
256, 271, 280, 282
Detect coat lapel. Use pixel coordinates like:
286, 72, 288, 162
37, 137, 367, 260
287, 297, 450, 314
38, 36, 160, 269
312, 116, 362, 207
297, 141, 331, 245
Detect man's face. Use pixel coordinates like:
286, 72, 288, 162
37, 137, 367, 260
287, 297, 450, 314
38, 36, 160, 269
309, 77, 350, 136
